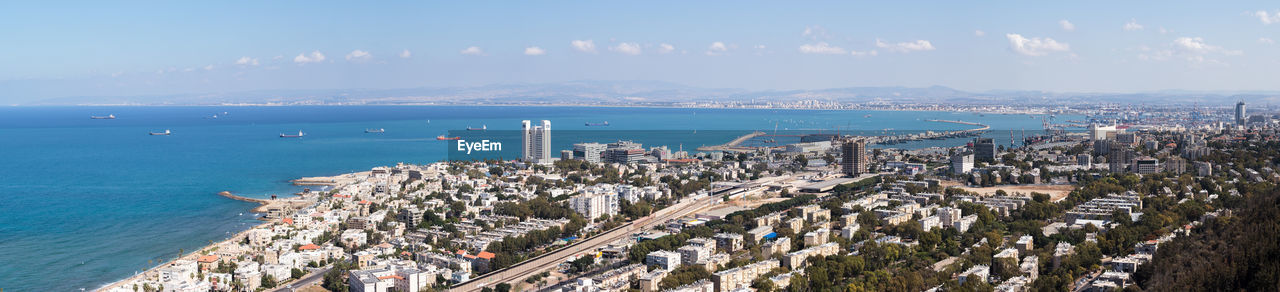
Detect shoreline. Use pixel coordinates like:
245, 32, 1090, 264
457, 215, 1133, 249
96, 183, 339, 291
95, 224, 270, 291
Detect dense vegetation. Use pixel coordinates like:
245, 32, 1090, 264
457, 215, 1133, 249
1136, 182, 1280, 290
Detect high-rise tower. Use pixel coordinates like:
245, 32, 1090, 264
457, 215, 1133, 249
1236, 101, 1247, 126
841, 138, 868, 176
522, 120, 551, 164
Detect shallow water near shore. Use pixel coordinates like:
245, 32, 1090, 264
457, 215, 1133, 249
0, 105, 1075, 291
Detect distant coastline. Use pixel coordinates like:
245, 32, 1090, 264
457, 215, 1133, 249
15, 102, 1063, 116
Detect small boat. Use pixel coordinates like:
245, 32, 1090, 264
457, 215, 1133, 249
365, 128, 385, 133
585, 121, 610, 126
436, 135, 461, 140
864, 114, 872, 118
149, 130, 171, 136
467, 125, 486, 131
90, 114, 116, 119
279, 131, 305, 138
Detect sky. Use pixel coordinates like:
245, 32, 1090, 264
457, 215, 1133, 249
3, 1, 1280, 103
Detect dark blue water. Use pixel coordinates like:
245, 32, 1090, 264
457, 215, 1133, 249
0, 106, 1074, 291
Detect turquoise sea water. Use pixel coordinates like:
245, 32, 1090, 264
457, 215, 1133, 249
0, 106, 1076, 291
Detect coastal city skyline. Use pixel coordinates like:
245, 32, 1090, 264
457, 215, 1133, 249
3, 2, 1280, 292
8, 1, 1280, 103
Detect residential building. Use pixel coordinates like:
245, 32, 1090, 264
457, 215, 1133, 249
959, 265, 990, 285
1133, 156, 1160, 174
646, 250, 682, 271
841, 139, 868, 176
803, 228, 830, 246
570, 192, 619, 221
974, 138, 997, 162
714, 233, 744, 252
783, 242, 839, 269
952, 153, 974, 174
712, 259, 780, 292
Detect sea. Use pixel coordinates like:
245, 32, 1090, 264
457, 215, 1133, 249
0, 106, 1081, 291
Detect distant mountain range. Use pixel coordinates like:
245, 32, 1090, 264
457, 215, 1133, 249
28, 80, 1280, 106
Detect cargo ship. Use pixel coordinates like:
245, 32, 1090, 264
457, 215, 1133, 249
365, 128, 385, 133
466, 125, 486, 131
149, 130, 171, 136
436, 135, 460, 140
585, 121, 609, 126
279, 131, 305, 138
90, 114, 116, 119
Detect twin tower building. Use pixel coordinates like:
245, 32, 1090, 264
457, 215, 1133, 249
522, 120, 552, 164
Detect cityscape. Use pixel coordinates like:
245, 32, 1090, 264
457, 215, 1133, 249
3, 1, 1280, 292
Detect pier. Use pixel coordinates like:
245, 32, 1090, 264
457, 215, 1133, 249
696, 131, 767, 152
217, 191, 312, 213
218, 191, 269, 204
868, 120, 988, 145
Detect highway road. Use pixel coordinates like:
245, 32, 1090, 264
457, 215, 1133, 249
267, 266, 331, 292
449, 195, 719, 292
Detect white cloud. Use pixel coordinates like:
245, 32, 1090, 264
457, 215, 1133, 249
1005, 34, 1070, 56
1060, 20, 1075, 31
293, 51, 326, 64
1253, 10, 1280, 24
399, 49, 412, 58
974, 30, 986, 37
345, 50, 372, 61
706, 42, 729, 55
875, 39, 935, 53
657, 43, 675, 54
1140, 37, 1241, 65
1260, 37, 1276, 45
850, 50, 878, 57
798, 42, 846, 54
235, 56, 259, 66
459, 46, 485, 56
203, 65, 214, 71
610, 42, 643, 55
524, 46, 546, 56
1124, 19, 1144, 31
1174, 37, 1241, 55
571, 40, 597, 53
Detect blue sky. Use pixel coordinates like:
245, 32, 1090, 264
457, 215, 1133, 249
3, 1, 1280, 103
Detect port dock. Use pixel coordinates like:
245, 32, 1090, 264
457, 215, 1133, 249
696, 131, 767, 152
696, 120, 991, 152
